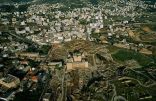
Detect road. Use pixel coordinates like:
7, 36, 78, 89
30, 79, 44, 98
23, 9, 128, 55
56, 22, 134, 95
38, 73, 51, 101
8, 31, 38, 46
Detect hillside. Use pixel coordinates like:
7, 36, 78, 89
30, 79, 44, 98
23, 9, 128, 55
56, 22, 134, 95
0, 0, 100, 5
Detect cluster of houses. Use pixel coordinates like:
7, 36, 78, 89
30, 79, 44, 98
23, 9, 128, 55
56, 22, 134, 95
0, 0, 155, 100
1, 4, 105, 45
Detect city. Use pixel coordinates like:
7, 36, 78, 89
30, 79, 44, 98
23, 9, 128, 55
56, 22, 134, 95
0, 0, 156, 101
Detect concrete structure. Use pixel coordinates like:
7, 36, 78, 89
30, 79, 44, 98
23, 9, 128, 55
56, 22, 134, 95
0, 74, 20, 92
66, 62, 88, 70
16, 52, 39, 58
66, 54, 89, 70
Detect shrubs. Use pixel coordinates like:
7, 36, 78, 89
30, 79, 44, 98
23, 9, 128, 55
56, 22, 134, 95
112, 49, 153, 66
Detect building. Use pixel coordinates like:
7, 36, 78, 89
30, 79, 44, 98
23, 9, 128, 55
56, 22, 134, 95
66, 53, 89, 70
73, 55, 82, 62
15, 52, 40, 60
66, 62, 88, 70
0, 74, 20, 92
47, 62, 63, 70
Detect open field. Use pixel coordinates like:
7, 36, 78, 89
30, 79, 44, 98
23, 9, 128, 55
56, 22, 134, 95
111, 49, 153, 66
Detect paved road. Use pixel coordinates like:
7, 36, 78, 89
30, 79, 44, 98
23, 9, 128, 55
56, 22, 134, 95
113, 96, 127, 101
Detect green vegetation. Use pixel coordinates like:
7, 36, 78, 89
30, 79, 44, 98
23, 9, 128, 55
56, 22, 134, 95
0, 0, 12, 3
89, 0, 99, 5
14, 84, 43, 101
111, 15, 131, 22
107, 45, 121, 53
27, 45, 51, 55
55, 64, 63, 70
42, 0, 87, 9
39, 45, 51, 55
112, 49, 153, 66
29, 60, 40, 67
0, 37, 10, 43
112, 78, 152, 101
79, 19, 89, 25
103, 19, 113, 25
126, 69, 150, 84
142, 24, 156, 32
90, 32, 101, 39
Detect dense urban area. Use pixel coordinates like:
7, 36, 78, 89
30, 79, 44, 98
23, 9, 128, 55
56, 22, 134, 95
0, 0, 156, 101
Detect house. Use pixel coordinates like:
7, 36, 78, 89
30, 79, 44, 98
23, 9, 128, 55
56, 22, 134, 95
15, 28, 26, 34
21, 21, 26, 25
12, 18, 16, 24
